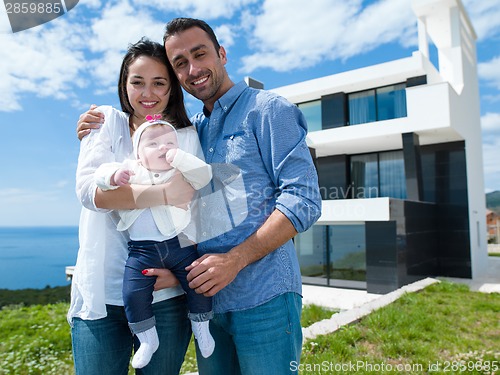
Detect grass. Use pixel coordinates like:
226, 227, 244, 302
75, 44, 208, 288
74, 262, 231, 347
300, 282, 499, 374
0, 299, 335, 375
0, 303, 73, 374
0, 282, 498, 374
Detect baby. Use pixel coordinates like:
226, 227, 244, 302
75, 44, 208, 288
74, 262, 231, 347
95, 119, 214, 369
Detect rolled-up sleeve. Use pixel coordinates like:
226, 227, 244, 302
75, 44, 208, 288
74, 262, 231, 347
257, 97, 322, 233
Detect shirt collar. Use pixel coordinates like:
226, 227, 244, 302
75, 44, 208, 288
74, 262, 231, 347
202, 81, 248, 118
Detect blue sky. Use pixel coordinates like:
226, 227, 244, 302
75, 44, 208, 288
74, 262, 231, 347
0, 0, 499, 227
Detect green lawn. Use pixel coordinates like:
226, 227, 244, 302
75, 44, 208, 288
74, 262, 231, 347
0, 303, 73, 374
0, 299, 335, 375
0, 282, 498, 375
300, 282, 499, 374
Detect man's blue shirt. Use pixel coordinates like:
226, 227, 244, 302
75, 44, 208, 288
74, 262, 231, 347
191, 81, 322, 313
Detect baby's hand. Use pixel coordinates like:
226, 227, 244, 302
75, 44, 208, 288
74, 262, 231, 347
166, 148, 178, 164
112, 169, 134, 186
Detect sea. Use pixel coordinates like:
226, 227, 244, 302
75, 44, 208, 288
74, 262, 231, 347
0, 226, 79, 290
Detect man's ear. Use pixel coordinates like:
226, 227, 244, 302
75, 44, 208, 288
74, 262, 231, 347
219, 46, 228, 65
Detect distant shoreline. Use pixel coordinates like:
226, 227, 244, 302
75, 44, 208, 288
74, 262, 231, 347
0, 284, 71, 291
0, 282, 72, 292
0, 285, 71, 308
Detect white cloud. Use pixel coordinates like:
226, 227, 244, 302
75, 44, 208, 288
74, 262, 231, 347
239, 9, 257, 34
0, 10, 92, 111
1, 0, 499, 115
80, 0, 102, 9
83, 1, 249, 91
478, 56, 500, 90
240, 0, 359, 72
480, 113, 500, 193
214, 24, 236, 49
239, 0, 416, 73
481, 112, 500, 134
0, 0, 191, 113
340, 0, 416, 56
135, 0, 259, 20
463, 1, 500, 108
87, 49, 126, 90
482, 137, 500, 192
0, 1, 12, 33
483, 93, 500, 106
85, 1, 162, 94
0, 1, 174, 106
462, 0, 500, 41
89, 2, 165, 54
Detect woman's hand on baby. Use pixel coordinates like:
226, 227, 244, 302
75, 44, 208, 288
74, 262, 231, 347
142, 268, 180, 290
112, 169, 134, 186
165, 171, 194, 209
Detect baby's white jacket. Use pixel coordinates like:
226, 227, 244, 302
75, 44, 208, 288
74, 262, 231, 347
95, 149, 212, 239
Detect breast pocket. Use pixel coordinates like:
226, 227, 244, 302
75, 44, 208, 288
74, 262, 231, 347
220, 131, 247, 162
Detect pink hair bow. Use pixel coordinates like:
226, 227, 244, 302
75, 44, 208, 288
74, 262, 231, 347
146, 114, 162, 122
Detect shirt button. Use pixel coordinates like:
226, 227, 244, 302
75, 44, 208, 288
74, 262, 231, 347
154, 173, 159, 177
209, 148, 214, 153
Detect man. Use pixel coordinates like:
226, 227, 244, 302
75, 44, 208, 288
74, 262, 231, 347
76, 18, 321, 374
163, 18, 321, 375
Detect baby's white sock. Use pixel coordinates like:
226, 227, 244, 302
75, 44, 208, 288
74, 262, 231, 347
191, 320, 215, 358
131, 326, 160, 369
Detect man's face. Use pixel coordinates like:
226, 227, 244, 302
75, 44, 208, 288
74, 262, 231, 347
137, 125, 178, 172
165, 27, 229, 111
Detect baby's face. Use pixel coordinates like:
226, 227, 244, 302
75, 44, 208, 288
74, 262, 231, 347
137, 125, 178, 171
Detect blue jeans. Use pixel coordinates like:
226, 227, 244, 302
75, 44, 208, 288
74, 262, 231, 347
196, 292, 303, 375
71, 295, 191, 375
124, 237, 213, 333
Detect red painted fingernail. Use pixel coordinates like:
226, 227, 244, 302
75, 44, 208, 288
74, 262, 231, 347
142, 270, 148, 275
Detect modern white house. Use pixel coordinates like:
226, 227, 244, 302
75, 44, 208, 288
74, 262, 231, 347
264, 0, 488, 293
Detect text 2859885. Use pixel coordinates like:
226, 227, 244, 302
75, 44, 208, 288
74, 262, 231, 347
5, 2, 62, 14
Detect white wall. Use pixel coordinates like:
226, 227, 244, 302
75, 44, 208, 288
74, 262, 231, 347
413, 0, 487, 277
273, 0, 488, 279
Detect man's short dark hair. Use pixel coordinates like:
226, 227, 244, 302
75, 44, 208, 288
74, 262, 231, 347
163, 17, 221, 53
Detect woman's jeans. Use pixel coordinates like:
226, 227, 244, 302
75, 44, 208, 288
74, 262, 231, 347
123, 237, 213, 333
196, 292, 303, 375
71, 295, 191, 375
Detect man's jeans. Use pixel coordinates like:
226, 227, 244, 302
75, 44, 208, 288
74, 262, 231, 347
196, 292, 303, 375
71, 296, 191, 375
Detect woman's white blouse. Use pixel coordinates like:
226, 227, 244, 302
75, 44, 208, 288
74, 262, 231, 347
68, 106, 200, 323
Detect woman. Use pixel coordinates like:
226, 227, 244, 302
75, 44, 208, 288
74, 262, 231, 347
69, 38, 196, 375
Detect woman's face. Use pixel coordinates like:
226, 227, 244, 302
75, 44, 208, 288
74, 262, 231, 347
126, 56, 171, 127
